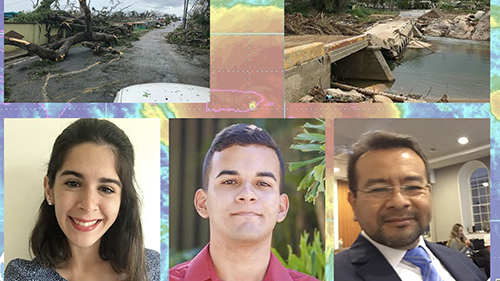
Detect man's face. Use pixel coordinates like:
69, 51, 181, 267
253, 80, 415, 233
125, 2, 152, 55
348, 148, 432, 250
195, 145, 288, 244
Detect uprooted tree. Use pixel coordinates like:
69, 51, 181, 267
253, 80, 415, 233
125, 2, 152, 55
5, 0, 129, 61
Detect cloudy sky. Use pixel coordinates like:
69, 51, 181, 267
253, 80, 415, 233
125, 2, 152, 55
5, 0, 188, 16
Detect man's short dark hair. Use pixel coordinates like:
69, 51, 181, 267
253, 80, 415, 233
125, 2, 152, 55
202, 123, 285, 191
347, 130, 430, 197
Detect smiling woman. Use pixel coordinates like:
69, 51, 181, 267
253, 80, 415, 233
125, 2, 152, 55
4, 119, 161, 281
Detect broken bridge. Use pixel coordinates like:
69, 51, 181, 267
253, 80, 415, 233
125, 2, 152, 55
284, 19, 422, 102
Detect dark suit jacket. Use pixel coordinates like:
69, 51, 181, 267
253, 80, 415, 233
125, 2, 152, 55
334, 234, 487, 281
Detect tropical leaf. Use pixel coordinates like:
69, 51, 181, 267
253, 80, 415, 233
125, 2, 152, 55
294, 132, 325, 142
303, 120, 326, 131
290, 120, 326, 204
313, 164, 325, 192
290, 143, 324, 152
289, 156, 324, 171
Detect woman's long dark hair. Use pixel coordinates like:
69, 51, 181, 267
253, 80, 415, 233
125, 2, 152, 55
30, 119, 147, 281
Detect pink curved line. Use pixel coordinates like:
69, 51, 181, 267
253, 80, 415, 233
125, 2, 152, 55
206, 89, 267, 113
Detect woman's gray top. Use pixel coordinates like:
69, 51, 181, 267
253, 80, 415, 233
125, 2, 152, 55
4, 248, 160, 281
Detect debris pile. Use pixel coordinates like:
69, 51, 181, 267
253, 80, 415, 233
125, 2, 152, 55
165, 27, 209, 48
297, 83, 451, 103
417, 9, 490, 41
285, 13, 363, 36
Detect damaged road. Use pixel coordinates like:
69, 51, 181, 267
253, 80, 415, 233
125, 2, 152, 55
5, 21, 210, 103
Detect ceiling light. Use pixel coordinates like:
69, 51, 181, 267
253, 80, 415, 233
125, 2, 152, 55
458, 137, 469, 145
334, 167, 340, 173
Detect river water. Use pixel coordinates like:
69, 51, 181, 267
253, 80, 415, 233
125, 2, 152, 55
347, 36, 490, 102
389, 36, 490, 101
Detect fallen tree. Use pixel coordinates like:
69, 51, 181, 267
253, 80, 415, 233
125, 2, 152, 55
5, 0, 122, 61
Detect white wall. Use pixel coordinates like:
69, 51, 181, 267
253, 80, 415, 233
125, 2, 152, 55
4, 118, 161, 265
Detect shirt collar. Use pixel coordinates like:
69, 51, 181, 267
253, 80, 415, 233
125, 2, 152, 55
263, 252, 295, 281
361, 231, 434, 268
184, 243, 294, 281
361, 231, 407, 269
184, 244, 220, 281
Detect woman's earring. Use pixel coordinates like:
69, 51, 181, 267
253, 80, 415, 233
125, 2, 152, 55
47, 199, 52, 205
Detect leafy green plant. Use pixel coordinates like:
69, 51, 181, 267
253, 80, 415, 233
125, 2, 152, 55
11, 10, 55, 23
272, 229, 325, 280
31, 59, 57, 68
348, 6, 373, 19
169, 247, 201, 268
289, 119, 325, 203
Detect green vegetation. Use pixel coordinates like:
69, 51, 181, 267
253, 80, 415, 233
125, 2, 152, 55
18, 59, 60, 79
31, 59, 58, 68
166, 0, 209, 48
7, 10, 55, 23
438, 3, 476, 13
289, 119, 325, 204
349, 6, 373, 18
285, 0, 487, 15
169, 247, 202, 268
189, 0, 210, 38
272, 230, 325, 280
116, 28, 151, 45
348, 6, 396, 21
165, 27, 209, 49
285, 0, 312, 14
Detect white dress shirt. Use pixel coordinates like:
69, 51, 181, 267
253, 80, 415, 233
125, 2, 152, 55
361, 231, 456, 281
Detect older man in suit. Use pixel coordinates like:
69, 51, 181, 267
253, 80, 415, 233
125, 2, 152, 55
335, 130, 487, 281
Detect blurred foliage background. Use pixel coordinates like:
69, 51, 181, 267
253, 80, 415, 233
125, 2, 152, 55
169, 119, 325, 279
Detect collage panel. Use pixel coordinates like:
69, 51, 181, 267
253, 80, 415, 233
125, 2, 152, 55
211, 35, 284, 114
284, 3, 490, 104
3, 118, 162, 280
168, 119, 325, 280
334, 118, 490, 280
0, 0, 499, 280
4, 0, 209, 103
210, 0, 285, 114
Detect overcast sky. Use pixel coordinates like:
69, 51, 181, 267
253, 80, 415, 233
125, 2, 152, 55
5, 0, 188, 16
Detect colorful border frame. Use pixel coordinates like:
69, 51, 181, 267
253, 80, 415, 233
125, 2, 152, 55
0, 0, 497, 279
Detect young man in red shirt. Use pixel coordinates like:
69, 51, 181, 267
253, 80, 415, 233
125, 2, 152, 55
170, 123, 319, 281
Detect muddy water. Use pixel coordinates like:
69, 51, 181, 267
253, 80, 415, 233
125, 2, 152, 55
348, 36, 490, 102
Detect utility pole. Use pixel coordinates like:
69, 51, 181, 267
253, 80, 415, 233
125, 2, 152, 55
183, 0, 189, 29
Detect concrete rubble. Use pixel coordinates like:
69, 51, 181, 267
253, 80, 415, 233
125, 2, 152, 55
298, 85, 433, 103
418, 9, 490, 41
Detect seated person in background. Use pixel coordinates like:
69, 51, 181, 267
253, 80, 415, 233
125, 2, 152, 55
334, 130, 487, 281
483, 226, 490, 252
169, 124, 319, 281
446, 223, 472, 254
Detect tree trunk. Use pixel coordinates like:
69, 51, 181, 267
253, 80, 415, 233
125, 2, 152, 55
4, 0, 119, 61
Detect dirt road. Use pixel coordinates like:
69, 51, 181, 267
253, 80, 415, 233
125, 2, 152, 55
5, 21, 209, 103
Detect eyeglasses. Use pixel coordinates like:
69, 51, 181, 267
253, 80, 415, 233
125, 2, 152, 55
356, 184, 431, 199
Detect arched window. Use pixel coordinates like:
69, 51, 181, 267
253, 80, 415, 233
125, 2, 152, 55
470, 167, 490, 231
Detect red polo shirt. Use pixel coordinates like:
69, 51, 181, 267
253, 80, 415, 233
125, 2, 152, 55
169, 244, 319, 281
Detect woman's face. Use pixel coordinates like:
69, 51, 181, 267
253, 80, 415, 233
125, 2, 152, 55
458, 226, 463, 238
44, 143, 122, 250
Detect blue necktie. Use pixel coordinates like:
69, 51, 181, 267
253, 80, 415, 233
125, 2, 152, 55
403, 246, 444, 281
